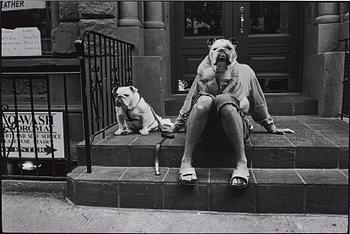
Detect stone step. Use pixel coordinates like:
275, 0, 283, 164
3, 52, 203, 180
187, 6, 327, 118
77, 116, 349, 169
165, 93, 318, 116
67, 166, 348, 214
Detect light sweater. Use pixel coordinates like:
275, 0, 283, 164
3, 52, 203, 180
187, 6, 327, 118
174, 55, 274, 130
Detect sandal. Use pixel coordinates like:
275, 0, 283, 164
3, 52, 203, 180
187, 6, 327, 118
230, 169, 249, 189
178, 167, 198, 186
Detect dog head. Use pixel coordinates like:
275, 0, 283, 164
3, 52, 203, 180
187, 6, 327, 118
112, 86, 139, 109
207, 37, 238, 72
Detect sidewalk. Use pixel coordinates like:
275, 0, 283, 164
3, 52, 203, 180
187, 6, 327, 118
2, 192, 348, 233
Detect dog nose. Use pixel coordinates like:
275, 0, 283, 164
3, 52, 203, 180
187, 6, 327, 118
218, 51, 226, 59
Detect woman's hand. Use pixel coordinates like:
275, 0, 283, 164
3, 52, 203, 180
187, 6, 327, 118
266, 124, 295, 135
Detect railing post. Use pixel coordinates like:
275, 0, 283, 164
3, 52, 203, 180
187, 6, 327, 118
0, 3, 5, 178
75, 39, 92, 173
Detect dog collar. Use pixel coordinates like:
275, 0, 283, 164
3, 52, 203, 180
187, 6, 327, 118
128, 95, 142, 111
121, 95, 142, 122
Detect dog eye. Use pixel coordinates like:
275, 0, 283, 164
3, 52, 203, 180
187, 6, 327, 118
125, 94, 129, 97
213, 47, 218, 51
226, 46, 232, 50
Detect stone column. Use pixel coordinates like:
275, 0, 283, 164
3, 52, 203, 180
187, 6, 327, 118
305, 2, 345, 116
115, 2, 143, 55
314, 2, 340, 24
144, 2, 165, 29
144, 2, 165, 56
118, 2, 141, 27
140, 2, 167, 115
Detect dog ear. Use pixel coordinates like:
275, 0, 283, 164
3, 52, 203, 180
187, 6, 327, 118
129, 86, 138, 93
112, 86, 118, 96
229, 37, 238, 49
207, 37, 216, 49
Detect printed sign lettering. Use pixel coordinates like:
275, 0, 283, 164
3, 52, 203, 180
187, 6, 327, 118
1, 1, 46, 11
3, 112, 65, 159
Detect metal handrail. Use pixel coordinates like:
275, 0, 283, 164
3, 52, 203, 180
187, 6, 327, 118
75, 31, 134, 173
0, 70, 77, 178
76, 30, 135, 48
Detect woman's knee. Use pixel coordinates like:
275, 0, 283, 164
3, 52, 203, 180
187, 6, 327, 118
214, 94, 231, 105
220, 103, 240, 118
195, 95, 213, 112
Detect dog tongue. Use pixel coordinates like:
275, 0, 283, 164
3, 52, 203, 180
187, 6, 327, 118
216, 60, 227, 73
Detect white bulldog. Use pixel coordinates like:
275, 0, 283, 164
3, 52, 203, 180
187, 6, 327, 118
197, 37, 249, 110
112, 86, 173, 135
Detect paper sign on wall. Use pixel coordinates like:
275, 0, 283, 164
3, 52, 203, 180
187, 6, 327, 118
3, 112, 65, 159
2, 27, 42, 56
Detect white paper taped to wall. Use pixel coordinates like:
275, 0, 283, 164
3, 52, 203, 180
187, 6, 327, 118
2, 27, 42, 56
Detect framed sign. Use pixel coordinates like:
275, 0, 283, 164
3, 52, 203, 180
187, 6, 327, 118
2, 111, 65, 159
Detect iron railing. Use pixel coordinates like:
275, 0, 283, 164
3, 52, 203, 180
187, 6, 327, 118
0, 70, 80, 179
340, 38, 349, 119
75, 31, 134, 173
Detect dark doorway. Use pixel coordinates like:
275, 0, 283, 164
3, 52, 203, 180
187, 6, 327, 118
171, 2, 302, 93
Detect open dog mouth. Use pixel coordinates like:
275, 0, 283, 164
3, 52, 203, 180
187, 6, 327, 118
116, 98, 124, 107
214, 52, 231, 72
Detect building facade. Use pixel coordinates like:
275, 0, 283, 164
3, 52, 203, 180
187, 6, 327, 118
47, 1, 348, 116
1, 1, 349, 139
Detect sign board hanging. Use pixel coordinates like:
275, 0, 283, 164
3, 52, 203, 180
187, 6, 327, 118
2, 27, 42, 56
2, 111, 65, 159
1, 0, 46, 11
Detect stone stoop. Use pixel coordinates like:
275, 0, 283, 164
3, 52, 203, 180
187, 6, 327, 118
67, 166, 348, 214
70, 116, 348, 214
77, 116, 349, 169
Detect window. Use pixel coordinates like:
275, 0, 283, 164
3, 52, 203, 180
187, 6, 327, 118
184, 1, 223, 36
1, 1, 56, 55
250, 2, 288, 34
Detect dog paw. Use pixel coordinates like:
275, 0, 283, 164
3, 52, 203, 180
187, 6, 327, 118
139, 129, 149, 135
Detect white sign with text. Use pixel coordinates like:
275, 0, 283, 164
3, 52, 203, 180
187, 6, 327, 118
3, 112, 65, 159
2, 27, 42, 56
1, 0, 46, 11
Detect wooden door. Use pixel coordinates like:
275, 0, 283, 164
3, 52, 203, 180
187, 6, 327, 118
235, 2, 302, 92
171, 2, 232, 93
170, 2, 302, 93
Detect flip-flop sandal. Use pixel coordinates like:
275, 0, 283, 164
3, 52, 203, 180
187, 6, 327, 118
121, 129, 133, 135
230, 169, 249, 189
178, 167, 198, 186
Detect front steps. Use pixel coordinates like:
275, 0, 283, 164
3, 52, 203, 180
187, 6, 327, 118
67, 167, 348, 214
69, 116, 349, 214
77, 116, 348, 169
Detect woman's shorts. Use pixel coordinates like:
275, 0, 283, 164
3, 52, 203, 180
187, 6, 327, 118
191, 93, 250, 144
